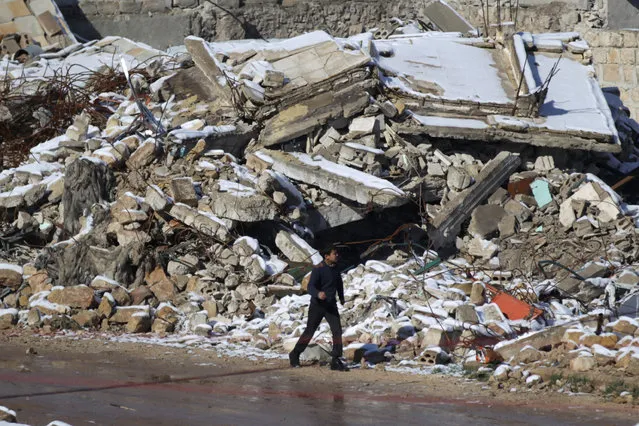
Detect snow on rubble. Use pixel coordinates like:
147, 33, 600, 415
1, 9, 639, 402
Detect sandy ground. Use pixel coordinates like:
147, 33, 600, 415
0, 329, 638, 425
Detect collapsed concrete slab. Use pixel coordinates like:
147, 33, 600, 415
250, 150, 407, 208
258, 82, 371, 147
429, 152, 521, 248
375, 32, 622, 153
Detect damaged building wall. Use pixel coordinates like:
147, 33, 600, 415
51, 0, 639, 119
55, 0, 610, 49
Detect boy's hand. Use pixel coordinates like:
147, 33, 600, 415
318, 291, 326, 300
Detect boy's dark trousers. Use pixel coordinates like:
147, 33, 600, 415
291, 299, 342, 358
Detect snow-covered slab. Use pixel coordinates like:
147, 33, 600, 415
533, 54, 618, 141
373, 35, 513, 104
256, 149, 407, 207
412, 114, 488, 129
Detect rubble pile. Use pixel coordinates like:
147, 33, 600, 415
1, 5, 639, 397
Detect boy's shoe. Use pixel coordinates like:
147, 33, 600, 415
330, 357, 349, 371
289, 351, 301, 368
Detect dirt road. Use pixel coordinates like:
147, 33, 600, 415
0, 331, 637, 425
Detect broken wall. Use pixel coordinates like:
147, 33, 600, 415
54, 0, 606, 49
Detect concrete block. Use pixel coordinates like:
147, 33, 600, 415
468, 204, 506, 238
447, 166, 472, 191
602, 64, 620, 83
170, 177, 198, 207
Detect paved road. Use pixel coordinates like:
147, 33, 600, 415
0, 344, 636, 426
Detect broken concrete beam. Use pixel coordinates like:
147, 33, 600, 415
258, 82, 370, 147
184, 36, 233, 106
252, 150, 407, 208
429, 152, 521, 248
275, 230, 322, 264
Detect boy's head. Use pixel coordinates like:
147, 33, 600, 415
320, 247, 339, 265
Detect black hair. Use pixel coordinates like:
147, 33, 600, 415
320, 246, 337, 258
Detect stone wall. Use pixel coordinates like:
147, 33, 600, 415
584, 29, 639, 118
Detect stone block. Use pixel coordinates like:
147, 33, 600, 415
570, 355, 595, 372
622, 31, 638, 48
127, 140, 157, 169
622, 65, 636, 85
470, 282, 485, 305
591, 47, 607, 64
610, 32, 624, 48
110, 306, 150, 324
170, 177, 198, 206
0, 309, 18, 330
126, 313, 152, 333
146, 266, 176, 302
262, 69, 285, 88
72, 310, 101, 328
620, 48, 636, 65
607, 48, 620, 64
98, 295, 115, 318
0, 264, 23, 288
47, 285, 96, 309
498, 214, 518, 238
602, 64, 620, 83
